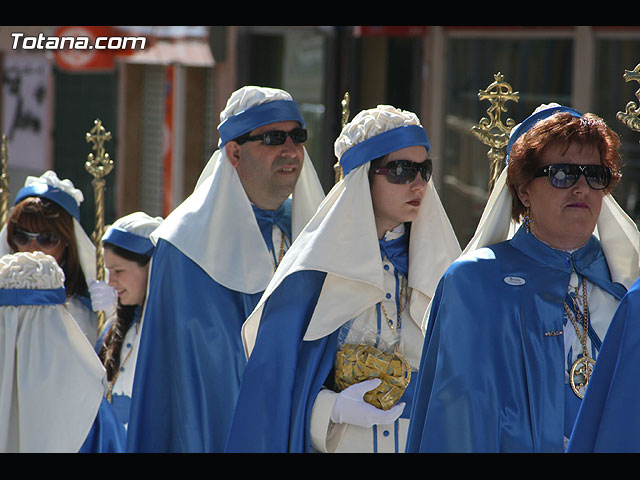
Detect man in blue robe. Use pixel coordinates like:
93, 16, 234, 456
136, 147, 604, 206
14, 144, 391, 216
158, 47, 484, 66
125, 86, 325, 452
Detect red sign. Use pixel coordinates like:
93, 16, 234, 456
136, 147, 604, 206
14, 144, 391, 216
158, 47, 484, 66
53, 26, 140, 72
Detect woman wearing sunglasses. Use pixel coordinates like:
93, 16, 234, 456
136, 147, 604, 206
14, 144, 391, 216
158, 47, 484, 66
1, 171, 115, 345
406, 104, 640, 453
225, 105, 461, 453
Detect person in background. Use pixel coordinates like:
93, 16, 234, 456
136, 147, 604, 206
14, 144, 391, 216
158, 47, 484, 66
1, 170, 116, 345
95, 212, 162, 429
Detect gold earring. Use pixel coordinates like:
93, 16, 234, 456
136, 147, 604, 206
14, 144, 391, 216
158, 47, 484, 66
523, 202, 533, 234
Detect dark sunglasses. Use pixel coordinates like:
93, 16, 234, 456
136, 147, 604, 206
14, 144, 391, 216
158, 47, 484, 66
235, 127, 307, 146
533, 163, 612, 190
13, 228, 61, 249
373, 159, 433, 185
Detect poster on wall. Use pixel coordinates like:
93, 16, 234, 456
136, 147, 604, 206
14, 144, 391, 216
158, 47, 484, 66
2, 53, 51, 172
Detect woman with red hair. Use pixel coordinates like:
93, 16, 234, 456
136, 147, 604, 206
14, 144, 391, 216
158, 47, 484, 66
407, 104, 640, 453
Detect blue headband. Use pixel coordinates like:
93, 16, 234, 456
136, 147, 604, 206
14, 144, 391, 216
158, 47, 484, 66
217, 99, 306, 147
506, 105, 583, 162
15, 184, 81, 221
103, 227, 154, 256
339, 125, 431, 176
0, 287, 66, 306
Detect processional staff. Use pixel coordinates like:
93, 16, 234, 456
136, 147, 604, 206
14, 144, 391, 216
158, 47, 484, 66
471, 72, 519, 194
0, 135, 9, 229
85, 119, 114, 334
617, 63, 640, 134
334, 92, 350, 184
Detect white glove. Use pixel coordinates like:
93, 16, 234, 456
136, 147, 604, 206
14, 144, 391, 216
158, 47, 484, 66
88, 280, 118, 314
330, 378, 405, 428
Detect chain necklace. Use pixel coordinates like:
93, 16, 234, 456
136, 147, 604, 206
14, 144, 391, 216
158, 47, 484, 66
564, 275, 595, 399
271, 229, 286, 271
379, 275, 407, 352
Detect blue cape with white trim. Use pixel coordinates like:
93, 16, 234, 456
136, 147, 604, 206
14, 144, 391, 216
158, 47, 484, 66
406, 227, 626, 452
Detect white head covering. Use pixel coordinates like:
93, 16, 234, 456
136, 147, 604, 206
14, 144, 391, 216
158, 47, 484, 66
150, 86, 326, 294
103, 211, 163, 256
0, 170, 97, 285
462, 103, 640, 289
242, 105, 461, 355
0, 251, 104, 452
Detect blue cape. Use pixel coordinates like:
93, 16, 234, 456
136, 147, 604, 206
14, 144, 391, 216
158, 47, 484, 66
567, 277, 640, 452
125, 239, 263, 452
225, 269, 332, 452
126, 201, 291, 452
406, 227, 626, 453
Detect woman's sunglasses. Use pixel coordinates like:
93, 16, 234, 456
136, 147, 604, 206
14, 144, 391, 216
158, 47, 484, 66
13, 228, 61, 249
235, 128, 307, 146
533, 163, 612, 190
373, 159, 433, 185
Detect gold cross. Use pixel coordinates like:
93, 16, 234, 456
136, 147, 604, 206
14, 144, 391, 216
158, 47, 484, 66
472, 72, 519, 193
617, 63, 640, 133
85, 119, 113, 179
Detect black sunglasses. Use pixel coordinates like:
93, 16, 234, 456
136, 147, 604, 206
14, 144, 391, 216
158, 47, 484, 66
373, 159, 433, 185
533, 163, 612, 190
235, 127, 307, 146
13, 228, 61, 248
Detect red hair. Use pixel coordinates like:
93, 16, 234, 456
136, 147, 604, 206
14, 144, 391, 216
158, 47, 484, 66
507, 112, 622, 221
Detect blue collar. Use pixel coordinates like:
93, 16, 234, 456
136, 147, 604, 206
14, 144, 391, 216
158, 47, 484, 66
252, 199, 292, 254
379, 229, 409, 278
509, 226, 626, 299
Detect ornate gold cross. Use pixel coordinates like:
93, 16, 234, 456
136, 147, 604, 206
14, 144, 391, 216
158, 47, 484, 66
617, 63, 640, 133
472, 72, 519, 193
85, 119, 114, 335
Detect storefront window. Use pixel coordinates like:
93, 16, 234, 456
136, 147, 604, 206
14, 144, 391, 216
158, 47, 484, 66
442, 36, 573, 245
594, 38, 640, 225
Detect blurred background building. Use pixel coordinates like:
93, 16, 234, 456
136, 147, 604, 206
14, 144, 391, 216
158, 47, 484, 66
1, 25, 639, 247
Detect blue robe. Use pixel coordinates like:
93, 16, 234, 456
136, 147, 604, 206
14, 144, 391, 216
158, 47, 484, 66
406, 227, 626, 453
79, 398, 127, 453
126, 203, 291, 453
225, 232, 413, 453
567, 277, 640, 452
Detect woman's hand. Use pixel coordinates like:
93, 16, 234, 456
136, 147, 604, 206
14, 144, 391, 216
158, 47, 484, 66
330, 378, 405, 428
